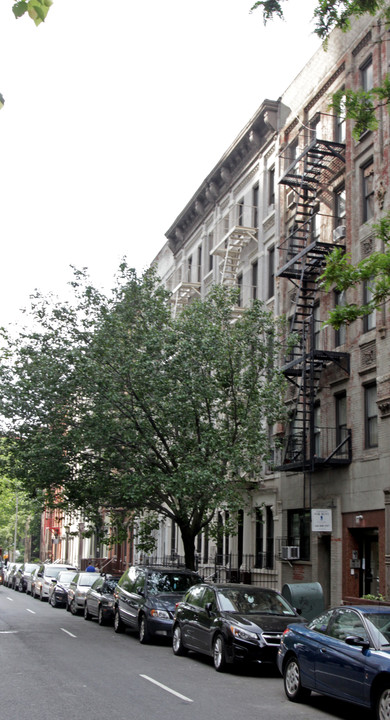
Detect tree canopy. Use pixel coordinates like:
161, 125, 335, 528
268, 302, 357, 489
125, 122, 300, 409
0, 267, 287, 569
12, 0, 53, 26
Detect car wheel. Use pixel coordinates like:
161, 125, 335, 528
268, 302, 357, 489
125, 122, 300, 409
98, 606, 106, 626
376, 684, 390, 720
84, 603, 92, 621
40, 589, 45, 602
66, 600, 71, 612
172, 624, 187, 656
70, 599, 78, 615
114, 608, 125, 633
139, 615, 151, 644
284, 656, 311, 702
213, 634, 227, 672
50, 594, 56, 608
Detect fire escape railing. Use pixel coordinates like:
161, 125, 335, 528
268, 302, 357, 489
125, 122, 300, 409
275, 137, 351, 472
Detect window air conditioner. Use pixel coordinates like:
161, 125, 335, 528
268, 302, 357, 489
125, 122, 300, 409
287, 190, 295, 209
281, 545, 300, 560
333, 225, 346, 241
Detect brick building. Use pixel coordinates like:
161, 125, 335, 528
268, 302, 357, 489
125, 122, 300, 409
152, 9, 390, 604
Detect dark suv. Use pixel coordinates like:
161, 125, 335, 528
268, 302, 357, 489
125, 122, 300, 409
114, 566, 202, 643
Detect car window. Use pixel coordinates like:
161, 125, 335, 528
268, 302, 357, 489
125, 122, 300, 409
147, 571, 200, 595
328, 608, 368, 642
119, 567, 137, 593
186, 584, 205, 607
308, 609, 334, 634
104, 578, 119, 593
79, 574, 98, 587
217, 587, 296, 615
201, 586, 216, 610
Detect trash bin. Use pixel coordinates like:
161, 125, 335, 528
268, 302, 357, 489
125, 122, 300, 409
282, 582, 324, 621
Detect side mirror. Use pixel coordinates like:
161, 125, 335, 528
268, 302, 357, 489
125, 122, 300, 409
205, 602, 215, 616
96, 587, 102, 594
136, 586, 145, 596
345, 635, 370, 650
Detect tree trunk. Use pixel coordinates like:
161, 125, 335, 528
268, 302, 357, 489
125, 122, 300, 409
180, 526, 196, 571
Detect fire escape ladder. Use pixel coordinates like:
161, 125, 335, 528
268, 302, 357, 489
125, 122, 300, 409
275, 137, 350, 471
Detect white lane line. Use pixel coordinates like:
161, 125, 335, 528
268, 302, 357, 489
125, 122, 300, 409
140, 674, 193, 703
0, 630, 18, 634
26, 609, 36, 614
6, 597, 14, 602
60, 628, 77, 638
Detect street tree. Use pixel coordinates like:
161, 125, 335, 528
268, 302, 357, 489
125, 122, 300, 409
0, 266, 287, 569
12, 0, 53, 25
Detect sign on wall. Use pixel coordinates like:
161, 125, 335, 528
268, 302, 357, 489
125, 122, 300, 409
311, 509, 332, 532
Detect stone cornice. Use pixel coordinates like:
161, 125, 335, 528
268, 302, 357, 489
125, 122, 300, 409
165, 99, 279, 256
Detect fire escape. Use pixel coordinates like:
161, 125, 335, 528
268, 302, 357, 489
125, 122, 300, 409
212, 202, 257, 288
276, 136, 352, 473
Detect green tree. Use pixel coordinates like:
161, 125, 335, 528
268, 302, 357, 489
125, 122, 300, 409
0, 266, 287, 570
12, 0, 53, 26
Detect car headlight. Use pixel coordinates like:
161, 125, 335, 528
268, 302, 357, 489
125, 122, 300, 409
230, 625, 259, 642
150, 609, 170, 619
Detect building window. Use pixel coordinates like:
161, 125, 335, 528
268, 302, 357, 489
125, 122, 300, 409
361, 57, 373, 92
314, 403, 321, 457
237, 273, 243, 307
255, 507, 264, 568
187, 255, 192, 282
334, 290, 346, 346
252, 183, 259, 229
311, 207, 320, 242
362, 160, 374, 223
286, 137, 299, 171
313, 303, 321, 350
335, 392, 347, 448
363, 278, 376, 332
288, 509, 310, 561
309, 114, 320, 142
268, 167, 275, 206
170, 520, 176, 554
265, 506, 274, 569
237, 197, 244, 226
252, 260, 258, 301
197, 245, 202, 282
208, 232, 214, 272
365, 383, 378, 448
335, 111, 346, 143
268, 247, 275, 299
334, 185, 346, 228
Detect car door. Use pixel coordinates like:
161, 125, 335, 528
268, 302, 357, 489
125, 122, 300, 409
180, 585, 206, 648
89, 577, 103, 615
192, 585, 218, 653
315, 608, 368, 703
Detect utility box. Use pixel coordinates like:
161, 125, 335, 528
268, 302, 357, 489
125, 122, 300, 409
282, 582, 324, 621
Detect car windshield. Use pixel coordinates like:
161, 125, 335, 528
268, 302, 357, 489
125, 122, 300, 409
24, 564, 38, 573
45, 568, 60, 578
364, 612, 390, 647
217, 588, 296, 615
57, 572, 76, 583
79, 574, 98, 587
147, 572, 200, 595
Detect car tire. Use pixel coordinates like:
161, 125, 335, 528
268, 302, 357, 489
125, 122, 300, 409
114, 608, 125, 633
98, 606, 106, 626
376, 684, 390, 720
213, 634, 227, 672
172, 624, 187, 656
284, 656, 311, 702
139, 615, 151, 644
40, 589, 45, 602
66, 600, 71, 612
84, 603, 92, 620
70, 599, 78, 615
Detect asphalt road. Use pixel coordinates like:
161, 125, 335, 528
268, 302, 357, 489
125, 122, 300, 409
0, 585, 370, 720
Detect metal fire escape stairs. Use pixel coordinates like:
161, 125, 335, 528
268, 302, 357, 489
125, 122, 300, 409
276, 137, 351, 472
212, 222, 257, 288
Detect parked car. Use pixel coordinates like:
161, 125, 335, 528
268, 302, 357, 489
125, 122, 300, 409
84, 575, 120, 625
0, 561, 4, 585
48, 570, 77, 608
7, 563, 22, 589
14, 563, 40, 593
27, 567, 38, 595
114, 566, 202, 642
67, 571, 99, 614
277, 604, 390, 720
172, 583, 305, 672
33, 563, 78, 600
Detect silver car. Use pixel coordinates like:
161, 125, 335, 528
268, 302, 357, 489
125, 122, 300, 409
67, 572, 99, 614
33, 563, 77, 600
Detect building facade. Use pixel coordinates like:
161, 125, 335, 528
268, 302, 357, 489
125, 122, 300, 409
152, 9, 390, 604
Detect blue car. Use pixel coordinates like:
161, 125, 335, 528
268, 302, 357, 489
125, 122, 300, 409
277, 605, 390, 720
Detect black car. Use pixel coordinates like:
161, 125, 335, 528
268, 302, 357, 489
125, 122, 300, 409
84, 575, 120, 625
114, 566, 202, 643
172, 583, 305, 672
48, 570, 77, 607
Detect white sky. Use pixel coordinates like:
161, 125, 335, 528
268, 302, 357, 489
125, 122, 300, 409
0, 0, 321, 328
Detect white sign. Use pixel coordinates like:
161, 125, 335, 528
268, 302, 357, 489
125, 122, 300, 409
311, 509, 332, 532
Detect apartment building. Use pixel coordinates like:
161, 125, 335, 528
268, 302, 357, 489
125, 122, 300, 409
153, 9, 390, 604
